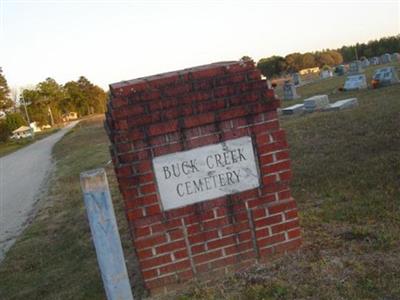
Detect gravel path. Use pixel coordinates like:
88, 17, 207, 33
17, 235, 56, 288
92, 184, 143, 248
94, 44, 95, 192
0, 121, 78, 262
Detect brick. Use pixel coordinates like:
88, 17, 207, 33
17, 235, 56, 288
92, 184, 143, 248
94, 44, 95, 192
262, 160, 291, 175
140, 183, 156, 194
183, 113, 215, 128
207, 236, 236, 250
191, 244, 206, 254
156, 240, 186, 254
258, 233, 286, 248
134, 226, 151, 238
159, 259, 191, 275
141, 254, 172, 270
275, 150, 290, 161
288, 228, 301, 239
218, 106, 248, 121
186, 134, 220, 149
136, 234, 167, 250
137, 248, 153, 260
126, 194, 158, 209
153, 142, 183, 156
246, 69, 262, 81
142, 269, 158, 280
168, 229, 184, 240
221, 127, 250, 140
271, 219, 300, 234
173, 249, 188, 260
193, 249, 223, 264
279, 170, 292, 182
145, 204, 162, 216
147, 73, 180, 88
189, 230, 219, 244
147, 120, 179, 136
254, 214, 282, 228
191, 66, 226, 79
285, 209, 298, 220
268, 199, 297, 215
224, 240, 253, 255
163, 84, 191, 97
195, 99, 226, 114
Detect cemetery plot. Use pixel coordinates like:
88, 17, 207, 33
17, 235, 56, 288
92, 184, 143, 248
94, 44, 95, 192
371, 67, 399, 88
343, 74, 367, 91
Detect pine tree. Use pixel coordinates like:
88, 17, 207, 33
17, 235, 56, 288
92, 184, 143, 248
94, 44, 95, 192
0, 67, 12, 110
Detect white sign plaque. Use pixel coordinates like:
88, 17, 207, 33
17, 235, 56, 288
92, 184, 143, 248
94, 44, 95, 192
153, 136, 260, 210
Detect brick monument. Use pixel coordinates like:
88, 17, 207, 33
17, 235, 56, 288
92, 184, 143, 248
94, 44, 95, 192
105, 60, 301, 294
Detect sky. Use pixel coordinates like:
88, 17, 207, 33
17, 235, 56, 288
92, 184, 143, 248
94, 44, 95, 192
0, 0, 399, 90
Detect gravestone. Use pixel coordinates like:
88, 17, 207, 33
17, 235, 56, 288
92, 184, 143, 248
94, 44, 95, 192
372, 67, 399, 88
380, 53, 391, 64
361, 59, 370, 68
348, 60, 363, 74
391, 53, 400, 62
344, 74, 367, 90
324, 98, 358, 112
369, 57, 380, 65
105, 61, 301, 295
283, 80, 300, 100
320, 69, 333, 79
282, 104, 304, 115
292, 73, 301, 86
335, 65, 346, 76
303, 94, 330, 112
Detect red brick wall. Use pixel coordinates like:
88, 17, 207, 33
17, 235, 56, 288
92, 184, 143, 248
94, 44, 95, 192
105, 61, 301, 294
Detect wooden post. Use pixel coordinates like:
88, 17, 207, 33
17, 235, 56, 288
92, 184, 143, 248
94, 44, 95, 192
80, 168, 134, 300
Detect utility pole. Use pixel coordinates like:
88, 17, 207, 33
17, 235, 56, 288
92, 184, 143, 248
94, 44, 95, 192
20, 93, 34, 139
354, 45, 359, 61
48, 106, 54, 127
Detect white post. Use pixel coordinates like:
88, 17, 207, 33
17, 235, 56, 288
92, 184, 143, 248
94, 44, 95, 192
80, 168, 134, 300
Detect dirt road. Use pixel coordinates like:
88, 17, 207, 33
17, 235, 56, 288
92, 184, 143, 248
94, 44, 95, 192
0, 122, 78, 262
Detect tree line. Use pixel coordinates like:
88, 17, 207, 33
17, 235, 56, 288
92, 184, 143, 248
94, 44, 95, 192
0, 69, 107, 142
256, 34, 400, 78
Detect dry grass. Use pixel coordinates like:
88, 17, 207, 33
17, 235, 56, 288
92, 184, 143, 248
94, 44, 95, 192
0, 64, 399, 299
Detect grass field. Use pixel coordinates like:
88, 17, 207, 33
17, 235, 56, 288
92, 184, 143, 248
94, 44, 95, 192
0, 64, 399, 299
0, 128, 60, 158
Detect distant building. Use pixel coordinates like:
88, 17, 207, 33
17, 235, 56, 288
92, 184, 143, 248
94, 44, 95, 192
11, 126, 33, 139
62, 112, 78, 122
299, 67, 320, 75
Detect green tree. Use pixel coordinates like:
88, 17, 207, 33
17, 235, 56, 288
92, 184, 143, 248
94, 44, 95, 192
316, 52, 335, 67
302, 53, 316, 68
0, 121, 10, 142
0, 68, 12, 110
64, 76, 107, 116
22, 88, 49, 126
5, 112, 26, 131
256, 56, 286, 78
327, 50, 343, 65
284, 53, 303, 72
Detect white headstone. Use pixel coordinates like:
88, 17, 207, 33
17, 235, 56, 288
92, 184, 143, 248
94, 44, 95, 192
283, 81, 300, 100
324, 98, 358, 111
348, 60, 363, 74
153, 136, 260, 210
282, 104, 304, 115
372, 67, 399, 87
380, 53, 391, 64
320, 70, 333, 79
303, 95, 330, 112
344, 74, 367, 90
